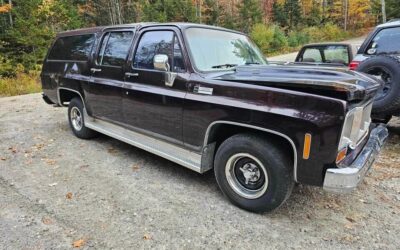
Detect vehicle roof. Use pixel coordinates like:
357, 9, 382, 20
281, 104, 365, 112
56, 22, 244, 37
376, 20, 400, 29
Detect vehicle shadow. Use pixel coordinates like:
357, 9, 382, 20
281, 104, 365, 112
89, 133, 345, 220
86, 118, 400, 220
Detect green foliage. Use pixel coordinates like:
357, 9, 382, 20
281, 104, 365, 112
251, 22, 349, 55
287, 31, 310, 48
283, 0, 302, 29
0, 0, 83, 74
237, 0, 263, 33
0, 68, 41, 96
250, 23, 275, 53
303, 23, 349, 42
385, 0, 400, 20
272, 1, 287, 27
250, 24, 288, 54
141, 0, 198, 23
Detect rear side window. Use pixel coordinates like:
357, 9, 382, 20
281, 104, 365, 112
48, 34, 95, 61
97, 31, 134, 67
324, 45, 349, 65
301, 48, 322, 63
367, 27, 400, 55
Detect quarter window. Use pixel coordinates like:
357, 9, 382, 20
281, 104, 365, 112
133, 31, 185, 72
97, 31, 133, 67
48, 34, 95, 61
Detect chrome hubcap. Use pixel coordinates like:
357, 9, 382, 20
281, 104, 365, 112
239, 163, 261, 185
70, 107, 83, 131
225, 153, 268, 199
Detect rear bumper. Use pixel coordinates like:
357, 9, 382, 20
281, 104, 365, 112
323, 124, 388, 193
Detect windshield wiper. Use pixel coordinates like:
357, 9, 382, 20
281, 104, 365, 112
245, 62, 261, 65
211, 63, 238, 69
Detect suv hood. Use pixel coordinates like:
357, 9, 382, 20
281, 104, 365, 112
211, 65, 381, 101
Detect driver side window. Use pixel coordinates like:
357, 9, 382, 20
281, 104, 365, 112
133, 31, 185, 72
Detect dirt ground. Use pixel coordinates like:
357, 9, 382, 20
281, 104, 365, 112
1, 93, 399, 249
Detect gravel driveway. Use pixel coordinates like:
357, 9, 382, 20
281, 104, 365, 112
1, 93, 399, 249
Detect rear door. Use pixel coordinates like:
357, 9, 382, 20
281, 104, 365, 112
85, 29, 134, 123
122, 27, 189, 145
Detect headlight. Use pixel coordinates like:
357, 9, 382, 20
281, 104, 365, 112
338, 103, 372, 151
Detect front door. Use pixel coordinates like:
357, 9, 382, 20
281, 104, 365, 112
85, 30, 134, 123
123, 28, 189, 145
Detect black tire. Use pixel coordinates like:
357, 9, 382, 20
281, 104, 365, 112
214, 133, 294, 213
67, 97, 98, 139
357, 55, 400, 115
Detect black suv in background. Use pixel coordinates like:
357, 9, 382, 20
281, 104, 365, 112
351, 20, 400, 123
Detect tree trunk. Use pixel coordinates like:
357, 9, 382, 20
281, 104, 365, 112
344, 0, 348, 31
381, 0, 386, 23
8, 0, 12, 27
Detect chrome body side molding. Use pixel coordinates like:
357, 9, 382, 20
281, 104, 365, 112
203, 121, 299, 182
83, 111, 203, 173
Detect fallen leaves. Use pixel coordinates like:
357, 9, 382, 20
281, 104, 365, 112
143, 233, 152, 240
345, 216, 356, 223
340, 234, 360, 243
72, 239, 86, 248
33, 143, 45, 150
48, 182, 58, 187
8, 146, 17, 153
1, 157, 6, 161
107, 147, 118, 154
66, 192, 73, 200
43, 158, 57, 166
42, 217, 53, 225
132, 164, 140, 172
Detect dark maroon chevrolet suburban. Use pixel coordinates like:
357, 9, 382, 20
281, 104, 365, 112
41, 23, 388, 212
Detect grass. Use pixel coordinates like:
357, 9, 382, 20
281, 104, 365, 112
0, 71, 42, 97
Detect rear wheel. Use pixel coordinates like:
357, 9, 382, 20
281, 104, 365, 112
68, 98, 98, 139
214, 133, 294, 213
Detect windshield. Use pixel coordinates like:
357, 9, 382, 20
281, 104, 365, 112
185, 28, 267, 71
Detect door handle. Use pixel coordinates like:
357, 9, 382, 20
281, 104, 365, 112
125, 72, 139, 77
90, 68, 102, 73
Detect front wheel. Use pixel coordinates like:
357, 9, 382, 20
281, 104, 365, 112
214, 133, 294, 213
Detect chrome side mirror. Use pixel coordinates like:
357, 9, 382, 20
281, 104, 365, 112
153, 54, 170, 72
153, 54, 177, 87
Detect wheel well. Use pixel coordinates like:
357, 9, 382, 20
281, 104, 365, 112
205, 123, 295, 169
59, 89, 82, 106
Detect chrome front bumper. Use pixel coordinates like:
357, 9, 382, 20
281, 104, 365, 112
323, 124, 388, 193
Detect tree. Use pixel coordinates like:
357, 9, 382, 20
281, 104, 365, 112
237, 0, 263, 33
283, 0, 301, 29
272, 1, 286, 27
0, 0, 83, 71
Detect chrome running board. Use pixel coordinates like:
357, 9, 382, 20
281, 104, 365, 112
84, 111, 203, 173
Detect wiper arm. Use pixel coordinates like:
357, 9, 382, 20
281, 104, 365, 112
245, 62, 261, 65
211, 63, 238, 69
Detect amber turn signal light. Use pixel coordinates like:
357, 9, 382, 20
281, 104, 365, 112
303, 133, 312, 160
336, 147, 348, 163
